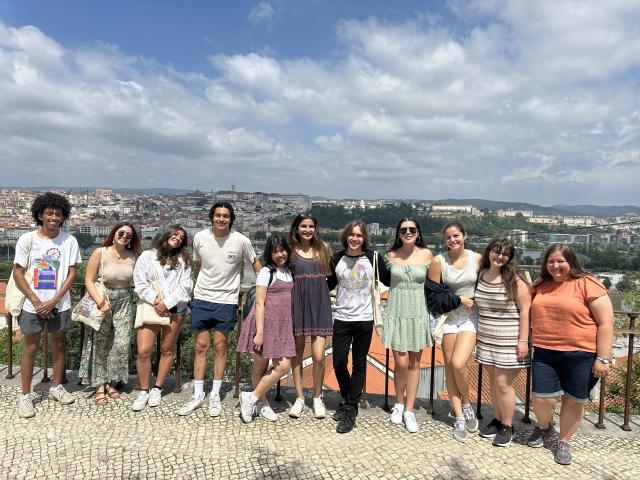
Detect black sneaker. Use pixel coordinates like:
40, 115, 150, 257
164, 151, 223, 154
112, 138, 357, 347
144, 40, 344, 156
479, 417, 501, 439
493, 424, 513, 447
527, 425, 553, 448
336, 406, 356, 434
332, 402, 345, 422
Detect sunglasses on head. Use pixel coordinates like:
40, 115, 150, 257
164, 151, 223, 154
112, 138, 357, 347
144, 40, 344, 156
117, 231, 132, 240
399, 227, 417, 235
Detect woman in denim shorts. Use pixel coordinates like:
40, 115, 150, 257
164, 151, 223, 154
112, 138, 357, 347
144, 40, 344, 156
528, 244, 613, 465
131, 225, 193, 411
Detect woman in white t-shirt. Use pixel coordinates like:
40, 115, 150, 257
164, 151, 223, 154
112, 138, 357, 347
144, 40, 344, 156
131, 225, 193, 411
236, 236, 296, 423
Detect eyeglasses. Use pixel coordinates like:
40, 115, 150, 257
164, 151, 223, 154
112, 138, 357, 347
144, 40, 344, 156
490, 250, 509, 258
399, 227, 417, 235
117, 231, 132, 240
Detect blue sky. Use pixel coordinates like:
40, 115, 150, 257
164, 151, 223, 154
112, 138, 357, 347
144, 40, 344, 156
1, 1, 640, 205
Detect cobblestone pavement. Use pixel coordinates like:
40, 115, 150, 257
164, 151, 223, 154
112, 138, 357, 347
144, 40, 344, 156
1, 380, 639, 480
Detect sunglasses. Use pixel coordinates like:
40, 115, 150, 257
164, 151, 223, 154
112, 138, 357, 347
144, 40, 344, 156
399, 227, 417, 235
117, 231, 132, 240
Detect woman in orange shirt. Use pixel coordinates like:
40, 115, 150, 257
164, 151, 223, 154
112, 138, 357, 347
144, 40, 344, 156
528, 244, 613, 466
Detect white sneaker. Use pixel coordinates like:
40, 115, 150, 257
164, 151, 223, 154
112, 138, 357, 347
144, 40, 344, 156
403, 411, 419, 433
148, 387, 162, 407
177, 393, 205, 416
313, 397, 327, 419
462, 404, 479, 432
239, 392, 256, 423
453, 416, 468, 443
258, 401, 278, 422
131, 391, 150, 411
390, 404, 404, 425
289, 397, 305, 418
18, 394, 35, 419
208, 392, 222, 417
49, 384, 75, 405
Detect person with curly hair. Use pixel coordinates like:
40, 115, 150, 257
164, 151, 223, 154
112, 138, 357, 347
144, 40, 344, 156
79, 221, 142, 404
131, 225, 193, 411
13, 192, 81, 418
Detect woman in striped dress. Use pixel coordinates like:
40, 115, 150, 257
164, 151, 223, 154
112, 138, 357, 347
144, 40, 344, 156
475, 238, 531, 447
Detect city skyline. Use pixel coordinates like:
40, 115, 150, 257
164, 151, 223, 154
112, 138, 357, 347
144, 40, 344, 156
1, 1, 640, 205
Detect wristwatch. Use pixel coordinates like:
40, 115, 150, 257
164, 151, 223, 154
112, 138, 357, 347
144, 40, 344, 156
595, 356, 610, 365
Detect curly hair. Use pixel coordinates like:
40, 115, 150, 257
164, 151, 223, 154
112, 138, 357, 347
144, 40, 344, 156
31, 192, 72, 226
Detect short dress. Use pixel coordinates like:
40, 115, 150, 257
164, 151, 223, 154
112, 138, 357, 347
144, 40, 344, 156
382, 256, 432, 352
475, 275, 530, 369
291, 255, 333, 336
237, 268, 296, 359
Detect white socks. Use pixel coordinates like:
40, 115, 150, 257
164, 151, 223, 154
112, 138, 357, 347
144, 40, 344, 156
211, 380, 222, 396
193, 380, 204, 397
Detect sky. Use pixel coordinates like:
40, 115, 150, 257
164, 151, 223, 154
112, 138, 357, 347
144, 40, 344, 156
1, 0, 640, 205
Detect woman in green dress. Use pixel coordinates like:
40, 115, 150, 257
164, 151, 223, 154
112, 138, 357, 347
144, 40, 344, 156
383, 218, 433, 433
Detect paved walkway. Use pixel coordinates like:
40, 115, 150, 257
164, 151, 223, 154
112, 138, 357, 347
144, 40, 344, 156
1, 368, 639, 479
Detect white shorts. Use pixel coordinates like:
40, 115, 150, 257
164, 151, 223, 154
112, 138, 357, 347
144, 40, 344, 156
442, 303, 478, 335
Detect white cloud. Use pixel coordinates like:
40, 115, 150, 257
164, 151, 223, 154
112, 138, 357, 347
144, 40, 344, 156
248, 2, 276, 29
2, 3, 640, 203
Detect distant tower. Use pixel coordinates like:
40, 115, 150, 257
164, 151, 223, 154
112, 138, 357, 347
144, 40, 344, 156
231, 184, 236, 192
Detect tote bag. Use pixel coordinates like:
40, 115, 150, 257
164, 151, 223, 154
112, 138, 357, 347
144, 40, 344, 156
134, 259, 170, 328
5, 233, 34, 317
371, 251, 384, 337
72, 248, 107, 331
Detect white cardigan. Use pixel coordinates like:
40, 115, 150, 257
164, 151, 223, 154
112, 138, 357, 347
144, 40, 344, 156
133, 249, 193, 310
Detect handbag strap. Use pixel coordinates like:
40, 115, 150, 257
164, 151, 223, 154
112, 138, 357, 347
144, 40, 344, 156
99, 247, 105, 283
372, 251, 380, 289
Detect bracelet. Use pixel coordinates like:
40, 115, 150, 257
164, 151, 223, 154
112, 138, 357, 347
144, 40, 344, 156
517, 339, 529, 343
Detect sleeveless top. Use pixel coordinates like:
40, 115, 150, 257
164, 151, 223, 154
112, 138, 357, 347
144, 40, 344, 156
438, 249, 478, 298
99, 248, 136, 289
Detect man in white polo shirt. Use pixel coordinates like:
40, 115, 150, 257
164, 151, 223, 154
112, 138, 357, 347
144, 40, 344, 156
178, 202, 261, 416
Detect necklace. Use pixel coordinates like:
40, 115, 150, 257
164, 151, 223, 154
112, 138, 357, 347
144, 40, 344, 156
111, 246, 126, 260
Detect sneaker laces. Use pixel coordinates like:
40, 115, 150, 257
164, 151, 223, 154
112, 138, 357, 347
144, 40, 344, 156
462, 405, 475, 420
454, 417, 466, 430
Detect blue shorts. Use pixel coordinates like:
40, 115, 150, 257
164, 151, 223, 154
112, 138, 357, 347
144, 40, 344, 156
190, 299, 238, 332
532, 347, 598, 403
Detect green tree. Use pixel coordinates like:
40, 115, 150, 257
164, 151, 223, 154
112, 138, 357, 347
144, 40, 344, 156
602, 277, 612, 290
255, 231, 266, 240
75, 233, 95, 251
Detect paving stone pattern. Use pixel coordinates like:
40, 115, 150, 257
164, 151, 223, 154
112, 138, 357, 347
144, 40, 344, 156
1, 383, 639, 480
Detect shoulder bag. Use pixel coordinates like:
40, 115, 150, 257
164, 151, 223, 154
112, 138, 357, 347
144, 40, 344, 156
134, 257, 170, 328
6, 233, 35, 317
371, 251, 384, 337
72, 248, 108, 331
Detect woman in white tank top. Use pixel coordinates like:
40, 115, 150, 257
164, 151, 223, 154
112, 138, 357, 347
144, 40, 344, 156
428, 222, 481, 443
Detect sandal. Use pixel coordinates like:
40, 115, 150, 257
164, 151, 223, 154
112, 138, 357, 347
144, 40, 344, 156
105, 383, 121, 399
94, 386, 108, 406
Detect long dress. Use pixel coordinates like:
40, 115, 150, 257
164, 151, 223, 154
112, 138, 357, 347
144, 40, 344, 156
475, 275, 530, 368
291, 256, 333, 337
382, 256, 431, 352
236, 278, 296, 359
79, 249, 135, 386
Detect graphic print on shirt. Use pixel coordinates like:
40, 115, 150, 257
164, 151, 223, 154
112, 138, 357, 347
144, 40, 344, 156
32, 247, 61, 290
340, 261, 370, 302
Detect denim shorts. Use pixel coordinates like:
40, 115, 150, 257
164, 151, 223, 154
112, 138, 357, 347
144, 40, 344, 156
190, 299, 238, 332
532, 347, 598, 403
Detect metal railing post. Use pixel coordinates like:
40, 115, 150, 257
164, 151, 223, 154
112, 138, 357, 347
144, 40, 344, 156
41, 321, 50, 383
476, 364, 483, 420
173, 330, 182, 393
622, 314, 636, 432
6, 313, 15, 379
595, 377, 607, 429
383, 348, 390, 411
523, 366, 532, 423
233, 293, 243, 399
275, 379, 282, 402
428, 346, 436, 415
